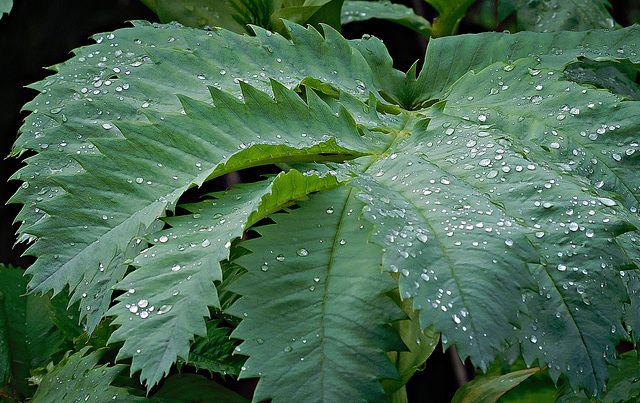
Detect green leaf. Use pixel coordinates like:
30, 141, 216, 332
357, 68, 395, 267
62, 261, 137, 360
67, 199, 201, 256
413, 25, 640, 105
0, 265, 65, 400
0, 292, 11, 386
228, 187, 405, 402
108, 170, 344, 389
557, 351, 640, 402
0, 0, 11, 19
12, 21, 380, 334
565, 59, 640, 101
350, 58, 639, 394
182, 319, 245, 377
31, 347, 143, 402
498, 0, 617, 32
341, 1, 432, 38
451, 367, 540, 403
12, 20, 640, 400
149, 373, 248, 402
150, 0, 249, 31
384, 290, 439, 394
426, 0, 478, 37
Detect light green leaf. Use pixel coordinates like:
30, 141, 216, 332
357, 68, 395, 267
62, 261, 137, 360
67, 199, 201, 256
149, 373, 248, 402
12, 21, 380, 334
31, 347, 143, 402
384, 291, 439, 394
0, 0, 11, 20
108, 170, 344, 388
425, 0, 477, 37
498, 0, 617, 32
352, 58, 638, 394
451, 367, 540, 403
0, 265, 65, 400
341, 1, 432, 38
228, 187, 405, 402
413, 25, 640, 105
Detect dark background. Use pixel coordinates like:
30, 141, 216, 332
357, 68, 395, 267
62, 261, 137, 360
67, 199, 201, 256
1, 1, 639, 401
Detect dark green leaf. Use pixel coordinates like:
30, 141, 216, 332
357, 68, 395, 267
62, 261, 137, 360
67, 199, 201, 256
565, 60, 640, 101
182, 319, 245, 377
229, 187, 405, 402
149, 373, 248, 402
0, 265, 64, 400
498, 0, 617, 32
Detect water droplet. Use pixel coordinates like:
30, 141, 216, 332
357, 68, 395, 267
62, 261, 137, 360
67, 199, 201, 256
452, 314, 461, 324
296, 248, 309, 257
440, 176, 451, 185
138, 299, 149, 308
135, 177, 144, 184
417, 233, 428, 243
586, 229, 594, 238
339, 239, 346, 245
129, 305, 139, 313
201, 239, 211, 247
140, 311, 149, 319
505, 238, 513, 246
276, 254, 285, 262
326, 207, 334, 214
159, 235, 169, 243
171, 264, 181, 272
283, 345, 293, 352
557, 264, 567, 271
530, 335, 538, 343
102, 123, 113, 130
157, 305, 172, 314
261, 263, 269, 272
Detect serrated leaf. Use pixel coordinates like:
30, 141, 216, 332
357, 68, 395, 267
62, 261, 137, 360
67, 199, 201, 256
351, 58, 639, 394
413, 25, 640, 105
228, 187, 405, 402
341, 1, 432, 37
31, 347, 143, 403
451, 367, 540, 403
12, 22, 385, 331
498, 0, 617, 32
108, 170, 344, 389
183, 319, 245, 377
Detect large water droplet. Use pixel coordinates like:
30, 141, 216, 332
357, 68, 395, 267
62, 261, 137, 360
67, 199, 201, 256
296, 248, 309, 257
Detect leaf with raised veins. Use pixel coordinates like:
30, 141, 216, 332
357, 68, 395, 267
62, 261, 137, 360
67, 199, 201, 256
229, 187, 405, 402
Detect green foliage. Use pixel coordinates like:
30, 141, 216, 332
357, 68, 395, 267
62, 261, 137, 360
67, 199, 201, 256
341, 1, 432, 37
499, 0, 617, 32
451, 367, 540, 403
0, 265, 67, 401
139, 0, 344, 35
7, 0, 640, 401
0, 0, 11, 20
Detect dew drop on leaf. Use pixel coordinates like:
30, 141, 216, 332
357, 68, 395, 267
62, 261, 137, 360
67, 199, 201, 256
276, 254, 285, 262
505, 238, 514, 246
158, 235, 168, 243
296, 248, 309, 257
157, 305, 172, 314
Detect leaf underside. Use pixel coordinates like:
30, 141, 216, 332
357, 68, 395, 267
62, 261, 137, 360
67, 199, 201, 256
10, 19, 640, 399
